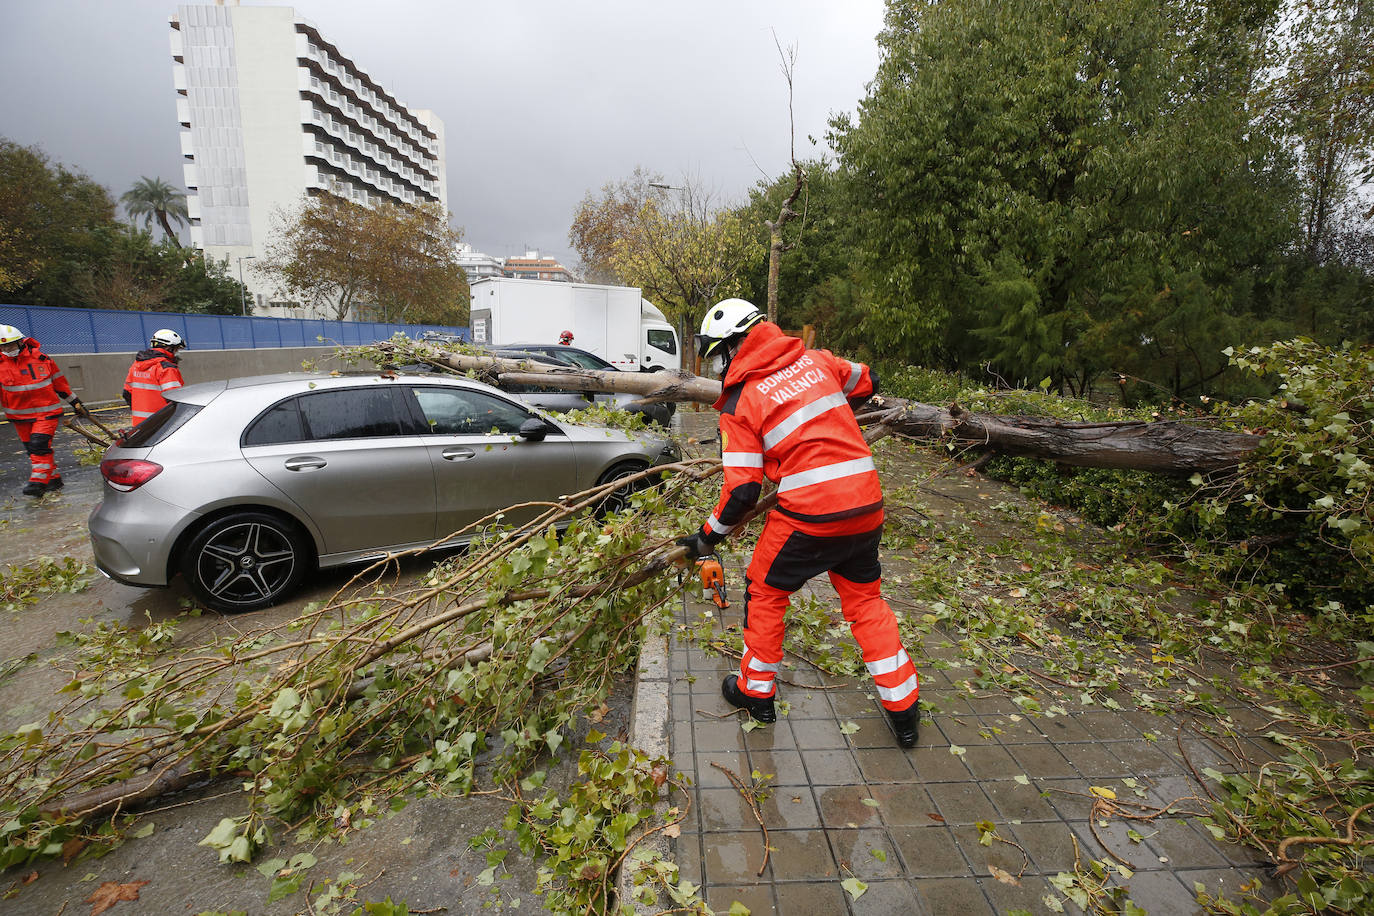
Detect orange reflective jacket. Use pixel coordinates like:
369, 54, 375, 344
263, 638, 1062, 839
123, 347, 184, 424
698, 322, 881, 545
0, 337, 73, 422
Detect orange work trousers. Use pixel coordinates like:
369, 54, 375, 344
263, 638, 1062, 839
11, 414, 61, 486
735, 511, 919, 713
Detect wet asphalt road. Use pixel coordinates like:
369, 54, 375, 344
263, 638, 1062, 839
0, 401, 608, 915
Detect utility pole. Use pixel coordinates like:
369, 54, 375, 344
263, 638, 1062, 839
237, 255, 256, 316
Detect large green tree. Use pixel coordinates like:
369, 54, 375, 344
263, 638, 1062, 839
832, 0, 1298, 398
121, 176, 190, 246
1256, 0, 1373, 260
0, 139, 118, 304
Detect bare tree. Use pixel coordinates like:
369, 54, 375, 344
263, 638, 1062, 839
764, 34, 808, 324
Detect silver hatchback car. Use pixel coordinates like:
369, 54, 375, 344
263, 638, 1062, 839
88, 372, 679, 613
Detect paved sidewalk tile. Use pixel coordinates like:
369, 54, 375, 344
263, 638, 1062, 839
647, 434, 1300, 916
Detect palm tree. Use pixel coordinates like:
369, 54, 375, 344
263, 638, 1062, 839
121, 177, 189, 245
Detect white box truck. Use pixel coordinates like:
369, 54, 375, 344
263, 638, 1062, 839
468, 277, 680, 371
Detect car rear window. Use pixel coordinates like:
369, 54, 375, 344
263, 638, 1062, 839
244, 399, 304, 446
120, 401, 201, 448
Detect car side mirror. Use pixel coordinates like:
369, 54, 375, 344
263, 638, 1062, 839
518, 417, 551, 441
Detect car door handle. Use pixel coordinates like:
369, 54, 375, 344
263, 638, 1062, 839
441, 447, 475, 461
283, 456, 327, 471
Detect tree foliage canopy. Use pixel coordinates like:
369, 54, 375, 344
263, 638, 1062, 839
831, 0, 1300, 398
260, 195, 468, 325
1255, 0, 1374, 258
570, 170, 763, 369
120, 176, 189, 246
0, 140, 241, 313
0, 139, 117, 301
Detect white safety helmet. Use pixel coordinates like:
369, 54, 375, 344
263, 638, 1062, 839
0, 324, 23, 347
151, 328, 186, 349
696, 298, 763, 360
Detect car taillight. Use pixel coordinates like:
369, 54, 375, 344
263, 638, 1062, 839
100, 459, 164, 492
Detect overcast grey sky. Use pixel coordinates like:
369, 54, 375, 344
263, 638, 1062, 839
0, 0, 886, 268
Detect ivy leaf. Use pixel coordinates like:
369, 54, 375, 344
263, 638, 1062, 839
268, 872, 305, 903
841, 877, 868, 900
256, 857, 287, 878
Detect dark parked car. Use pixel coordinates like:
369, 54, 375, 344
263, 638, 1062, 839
88, 372, 679, 613
500, 344, 676, 426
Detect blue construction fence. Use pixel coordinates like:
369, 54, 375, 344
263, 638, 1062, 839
0, 304, 468, 355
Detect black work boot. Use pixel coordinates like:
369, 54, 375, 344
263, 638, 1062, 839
21, 481, 45, 497
721, 675, 776, 724
45, 477, 63, 492
887, 705, 920, 748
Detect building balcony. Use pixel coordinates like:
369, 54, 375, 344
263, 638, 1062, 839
300, 81, 436, 179
297, 43, 435, 147
304, 119, 436, 199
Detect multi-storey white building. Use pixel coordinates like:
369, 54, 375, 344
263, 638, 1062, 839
170, 3, 447, 316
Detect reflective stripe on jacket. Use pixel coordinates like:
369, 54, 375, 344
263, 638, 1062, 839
123, 347, 184, 423
700, 321, 881, 543
0, 338, 72, 422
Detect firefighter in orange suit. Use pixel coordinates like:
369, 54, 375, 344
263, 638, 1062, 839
123, 329, 187, 425
676, 299, 921, 747
0, 325, 87, 497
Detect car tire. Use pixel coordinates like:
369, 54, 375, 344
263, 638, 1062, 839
181, 511, 311, 613
595, 460, 651, 517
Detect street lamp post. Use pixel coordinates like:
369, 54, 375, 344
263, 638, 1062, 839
237, 255, 256, 316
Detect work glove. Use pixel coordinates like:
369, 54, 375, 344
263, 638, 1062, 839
675, 532, 712, 561
69, 398, 89, 418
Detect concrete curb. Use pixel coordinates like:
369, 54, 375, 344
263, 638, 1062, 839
615, 599, 676, 913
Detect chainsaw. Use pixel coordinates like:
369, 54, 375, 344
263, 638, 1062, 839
694, 555, 730, 609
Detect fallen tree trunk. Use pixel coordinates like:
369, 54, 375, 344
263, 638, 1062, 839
405, 343, 1262, 472
874, 401, 1261, 472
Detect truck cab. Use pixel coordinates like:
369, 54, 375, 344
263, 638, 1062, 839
639, 299, 678, 371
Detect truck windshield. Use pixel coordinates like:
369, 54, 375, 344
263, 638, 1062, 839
647, 329, 677, 355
